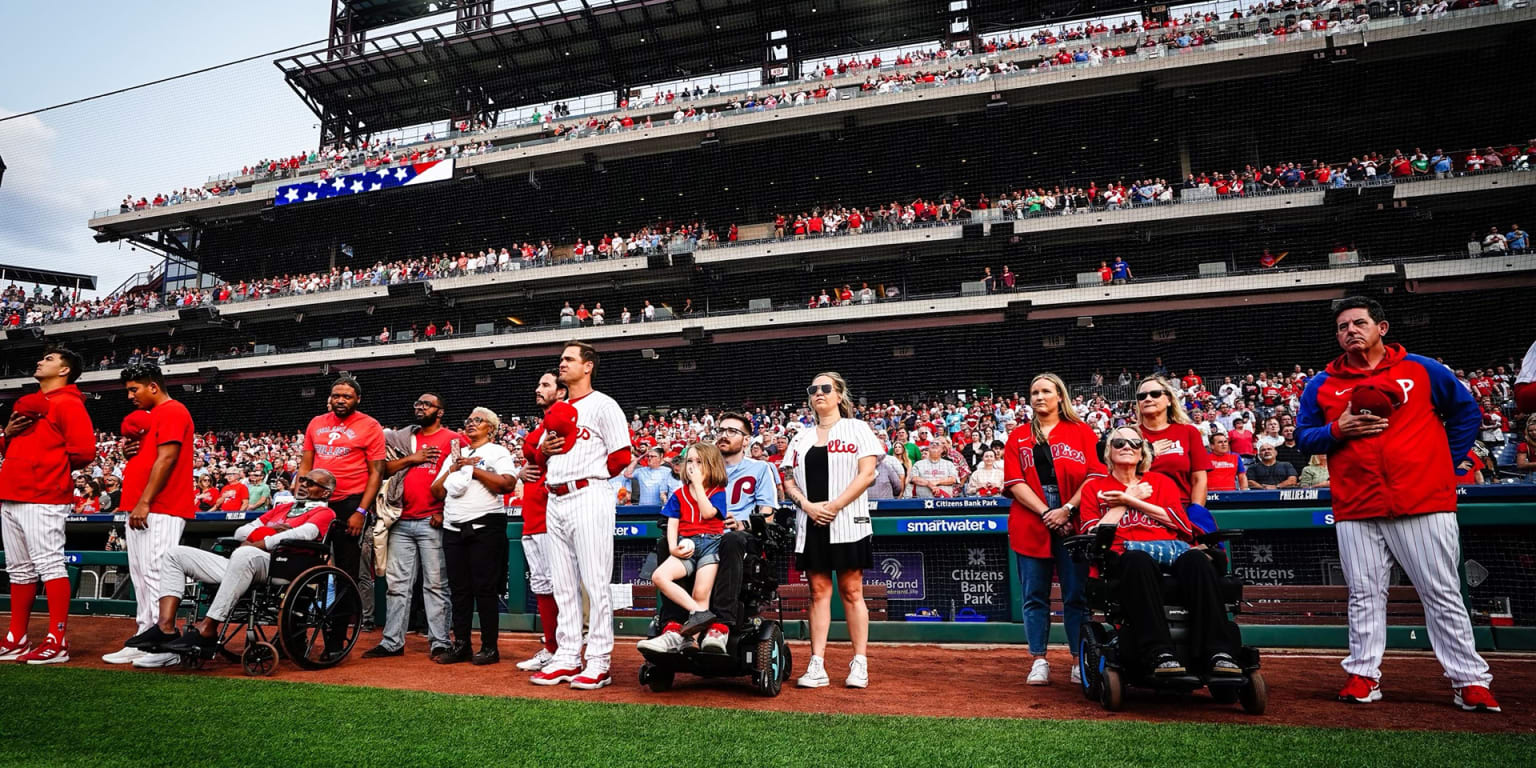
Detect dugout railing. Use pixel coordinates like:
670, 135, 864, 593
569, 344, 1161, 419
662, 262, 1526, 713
6, 484, 1533, 651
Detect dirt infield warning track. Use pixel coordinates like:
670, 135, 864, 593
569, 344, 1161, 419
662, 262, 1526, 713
30, 616, 1536, 734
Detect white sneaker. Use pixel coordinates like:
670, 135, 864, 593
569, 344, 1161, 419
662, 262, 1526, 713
797, 655, 829, 688
846, 655, 869, 688
515, 648, 555, 671
102, 647, 149, 665
569, 661, 612, 690
132, 651, 182, 669
1070, 660, 1082, 686
1028, 658, 1051, 685
636, 631, 689, 655
700, 626, 729, 654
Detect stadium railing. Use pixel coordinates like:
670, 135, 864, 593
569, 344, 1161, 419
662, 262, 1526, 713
11, 485, 1533, 649
87, 3, 1533, 226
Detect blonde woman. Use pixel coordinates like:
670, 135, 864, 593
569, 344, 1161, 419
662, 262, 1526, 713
1135, 375, 1212, 531
1003, 373, 1105, 685
780, 372, 881, 689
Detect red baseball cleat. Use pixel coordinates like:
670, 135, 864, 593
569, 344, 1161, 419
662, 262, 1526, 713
1454, 686, 1502, 713
0, 633, 29, 662
529, 665, 581, 686
569, 668, 612, 690
1337, 674, 1381, 703
19, 635, 69, 665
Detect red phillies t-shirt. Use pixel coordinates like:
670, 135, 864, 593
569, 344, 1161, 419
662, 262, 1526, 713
303, 411, 386, 498
1076, 471, 1194, 551
1228, 428, 1256, 456
1206, 453, 1243, 491
218, 482, 249, 511
1139, 422, 1212, 505
400, 427, 462, 520
520, 425, 549, 535
121, 399, 197, 518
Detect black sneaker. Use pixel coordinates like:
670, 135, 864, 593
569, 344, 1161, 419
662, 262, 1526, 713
360, 621, 378, 633
361, 644, 404, 659
126, 625, 177, 651
434, 643, 471, 665
472, 647, 500, 666
164, 627, 218, 657
679, 610, 717, 637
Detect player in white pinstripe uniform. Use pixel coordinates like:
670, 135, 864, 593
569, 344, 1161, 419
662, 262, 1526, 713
105, 364, 198, 668
529, 341, 632, 690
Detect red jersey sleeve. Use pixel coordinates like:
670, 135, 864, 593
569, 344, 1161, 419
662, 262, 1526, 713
302, 416, 320, 452
1002, 428, 1027, 488
361, 419, 386, 462
58, 396, 97, 470
1076, 476, 1106, 534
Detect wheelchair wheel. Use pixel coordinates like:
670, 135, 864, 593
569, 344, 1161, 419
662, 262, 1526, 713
1100, 667, 1125, 712
242, 641, 278, 677
276, 565, 363, 670
639, 662, 674, 693
215, 620, 250, 664
1239, 670, 1268, 715
752, 623, 787, 697
1078, 624, 1109, 702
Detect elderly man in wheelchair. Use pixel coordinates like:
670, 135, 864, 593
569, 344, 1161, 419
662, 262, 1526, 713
1067, 426, 1267, 713
127, 469, 363, 674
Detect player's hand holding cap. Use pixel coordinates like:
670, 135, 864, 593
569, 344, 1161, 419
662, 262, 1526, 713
13, 392, 51, 421
543, 401, 580, 453
121, 410, 154, 440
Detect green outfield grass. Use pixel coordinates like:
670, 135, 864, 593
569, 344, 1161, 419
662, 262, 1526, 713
0, 666, 1528, 767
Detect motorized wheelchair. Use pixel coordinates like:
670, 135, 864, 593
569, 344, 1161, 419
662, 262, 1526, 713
1065, 524, 1268, 714
637, 507, 796, 696
177, 536, 363, 676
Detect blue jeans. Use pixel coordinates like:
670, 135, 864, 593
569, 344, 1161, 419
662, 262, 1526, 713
381, 518, 451, 652
1017, 487, 1088, 656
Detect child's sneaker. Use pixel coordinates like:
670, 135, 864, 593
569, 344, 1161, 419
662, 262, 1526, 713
700, 624, 729, 653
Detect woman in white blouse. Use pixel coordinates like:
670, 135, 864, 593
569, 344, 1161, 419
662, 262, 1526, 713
431, 407, 517, 666
965, 449, 1005, 495
780, 372, 880, 689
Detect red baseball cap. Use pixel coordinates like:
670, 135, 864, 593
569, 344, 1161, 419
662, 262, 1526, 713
13, 392, 50, 421
543, 401, 579, 452
121, 410, 153, 440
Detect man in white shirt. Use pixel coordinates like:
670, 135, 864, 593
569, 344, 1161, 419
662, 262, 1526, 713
907, 443, 959, 498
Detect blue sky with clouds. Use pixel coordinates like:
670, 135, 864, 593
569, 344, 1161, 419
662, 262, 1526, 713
0, 1, 332, 295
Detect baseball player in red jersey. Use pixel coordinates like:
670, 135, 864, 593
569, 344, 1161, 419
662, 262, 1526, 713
0, 348, 97, 664
515, 369, 566, 672
106, 363, 197, 669
529, 342, 632, 690
1296, 297, 1500, 713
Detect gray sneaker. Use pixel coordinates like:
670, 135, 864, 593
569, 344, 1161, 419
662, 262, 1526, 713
636, 631, 689, 654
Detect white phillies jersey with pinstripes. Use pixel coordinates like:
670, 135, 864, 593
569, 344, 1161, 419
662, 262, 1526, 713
780, 418, 883, 548
545, 390, 629, 485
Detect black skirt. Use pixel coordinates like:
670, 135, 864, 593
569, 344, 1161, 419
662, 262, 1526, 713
795, 444, 874, 573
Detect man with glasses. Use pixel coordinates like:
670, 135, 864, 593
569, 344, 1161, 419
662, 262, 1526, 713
244, 468, 271, 513
625, 447, 678, 506
144, 470, 341, 661
362, 393, 459, 660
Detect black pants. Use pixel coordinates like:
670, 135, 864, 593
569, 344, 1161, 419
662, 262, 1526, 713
326, 493, 365, 585
443, 514, 508, 650
655, 529, 751, 628
1115, 549, 1239, 670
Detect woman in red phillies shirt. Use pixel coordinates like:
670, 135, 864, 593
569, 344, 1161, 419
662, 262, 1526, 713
1003, 373, 1106, 686
1135, 375, 1213, 531
194, 474, 218, 512
1077, 426, 1240, 680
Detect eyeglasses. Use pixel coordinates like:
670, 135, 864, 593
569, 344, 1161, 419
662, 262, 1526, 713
716, 427, 748, 438
463, 417, 486, 426
413, 399, 441, 408
1110, 438, 1145, 450
1135, 390, 1167, 401
806, 384, 836, 396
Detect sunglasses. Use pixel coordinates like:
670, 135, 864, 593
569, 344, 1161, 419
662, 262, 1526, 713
1110, 438, 1145, 450
1135, 390, 1168, 401
806, 384, 836, 396
299, 478, 329, 488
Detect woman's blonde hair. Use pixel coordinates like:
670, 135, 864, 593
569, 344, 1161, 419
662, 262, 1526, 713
1029, 372, 1085, 444
1137, 374, 1191, 425
1103, 426, 1153, 474
808, 371, 855, 420
686, 441, 728, 488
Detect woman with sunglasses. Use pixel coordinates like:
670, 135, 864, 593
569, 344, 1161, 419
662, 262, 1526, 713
780, 372, 881, 689
1003, 373, 1105, 685
194, 474, 218, 512
1078, 426, 1242, 680
431, 407, 517, 665
1135, 375, 1213, 532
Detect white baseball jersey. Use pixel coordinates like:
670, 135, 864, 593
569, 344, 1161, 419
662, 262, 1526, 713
545, 390, 629, 485
1517, 339, 1536, 385
780, 418, 882, 548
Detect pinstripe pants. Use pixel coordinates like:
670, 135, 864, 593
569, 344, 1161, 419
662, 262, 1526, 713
126, 515, 186, 634
1336, 512, 1491, 688
0, 502, 70, 583
545, 483, 616, 668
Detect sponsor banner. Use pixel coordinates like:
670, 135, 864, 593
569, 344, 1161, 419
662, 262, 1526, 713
614, 522, 652, 538
892, 516, 1005, 534
619, 552, 652, 585
864, 552, 925, 600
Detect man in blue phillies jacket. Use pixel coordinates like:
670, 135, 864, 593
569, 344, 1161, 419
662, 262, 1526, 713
1295, 296, 1499, 713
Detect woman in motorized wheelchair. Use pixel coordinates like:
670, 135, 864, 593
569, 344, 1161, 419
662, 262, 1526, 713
1071, 426, 1265, 713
